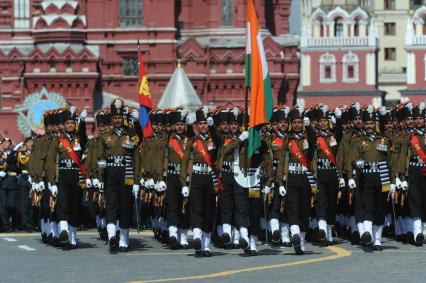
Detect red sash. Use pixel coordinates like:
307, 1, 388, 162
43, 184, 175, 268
59, 137, 88, 180
410, 134, 426, 175
289, 139, 310, 168
224, 137, 233, 146
272, 137, 284, 148
193, 138, 223, 192
317, 136, 336, 165
169, 137, 185, 161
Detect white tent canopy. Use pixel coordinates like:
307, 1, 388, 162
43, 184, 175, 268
158, 63, 202, 110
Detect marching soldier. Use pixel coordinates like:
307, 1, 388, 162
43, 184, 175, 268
96, 99, 141, 252
347, 106, 394, 250
165, 108, 191, 249
311, 105, 342, 245
46, 106, 88, 249
285, 107, 316, 255
400, 103, 426, 246
0, 137, 17, 232
180, 106, 221, 257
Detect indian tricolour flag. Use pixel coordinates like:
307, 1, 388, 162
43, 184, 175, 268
246, 0, 273, 157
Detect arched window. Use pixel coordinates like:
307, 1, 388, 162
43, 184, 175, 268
119, 0, 143, 27
334, 17, 344, 37
319, 19, 325, 37
221, 0, 233, 27
14, 0, 30, 28
319, 53, 336, 83
342, 52, 359, 83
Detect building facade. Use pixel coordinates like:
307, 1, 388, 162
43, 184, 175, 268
298, 0, 384, 107
0, 0, 299, 141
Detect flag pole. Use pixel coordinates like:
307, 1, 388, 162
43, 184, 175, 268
137, 39, 141, 85
244, 86, 249, 178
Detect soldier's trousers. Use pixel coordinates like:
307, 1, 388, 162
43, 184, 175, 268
104, 166, 132, 229
359, 173, 387, 226
408, 167, 426, 220
270, 185, 287, 222
57, 169, 82, 227
166, 173, 190, 229
285, 173, 311, 232
315, 169, 338, 225
248, 192, 262, 237
17, 174, 32, 228
189, 173, 216, 233
40, 185, 52, 221
0, 176, 17, 229
220, 172, 249, 228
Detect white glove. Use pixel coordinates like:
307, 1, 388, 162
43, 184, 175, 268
0, 171, 6, 178
181, 186, 189, 197
131, 109, 139, 121
186, 113, 196, 125
262, 186, 271, 194
28, 176, 32, 184
158, 181, 167, 192
395, 177, 402, 189
139, 178, 145, 186
389, 184, 396, 197
132, 184, 140, 197
49, 184, 58, 197
278, 186, 287, 197
334, 107, 342, 119
148, 179, 155, 189
348, 179, 356, 189
92, 178, 100, 188
207, 117, 214, 126
239, 131, 249, 142
85, 179, 92, 188
38, 181, 45, 191
13, 142, 23, 152
401, 181, 408, 191
303, 117, 310, 127
99, 182, 104, 193
32, 182, 39, 192
80, 109, 88, 121
330, 116, 336, 124
338, 178, 345, 188
154, 182, 159, 192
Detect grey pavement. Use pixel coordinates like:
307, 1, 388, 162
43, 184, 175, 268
0, 231, 425, 283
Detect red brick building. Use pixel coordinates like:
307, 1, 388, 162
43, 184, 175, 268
0, 0, 299, 141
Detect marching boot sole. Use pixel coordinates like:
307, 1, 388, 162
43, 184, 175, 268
109, 236, 119, 251
239, 238, 249, 250
361, 232, 372, 245
194, 238, 202, 252
415, 234, 424, 247
271, 230, 281, 246
292, 234, 304, 255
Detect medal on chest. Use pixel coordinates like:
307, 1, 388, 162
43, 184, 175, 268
207, 138, 215, 151
302, 139, 309, 150
328, 136, 337, 147
122, 135, 135, 149
376, 138, 388, 152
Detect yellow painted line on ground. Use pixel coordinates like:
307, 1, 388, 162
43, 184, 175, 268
0, 231, 154, 237
127, 246, 351, 283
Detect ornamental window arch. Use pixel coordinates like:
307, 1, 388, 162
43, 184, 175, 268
319, 53, 336, 83
342, 51, 359, 83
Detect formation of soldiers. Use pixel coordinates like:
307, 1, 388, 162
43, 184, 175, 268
0, 98, 426, 257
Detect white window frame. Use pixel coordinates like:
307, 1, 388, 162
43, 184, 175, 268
424, 54, 426, 81
319, 53, 336, 84
342, 51, 359, 83
14, 0, 30, 29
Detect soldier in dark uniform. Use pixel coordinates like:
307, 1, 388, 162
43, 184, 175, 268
0, 137, 17, 232
268, 107, 291, 247
311, 105, 341, 245
46, 106, 88, 249
400, 103, 426, 246
85, 109, 111, 241
285, 107, 316, 255
336, 103, 363, 243
180, 106, 221, 257
165, 108, 192, 249
15, 138, 34, 232
96, 99, 141, 252
347, 106, 394, 250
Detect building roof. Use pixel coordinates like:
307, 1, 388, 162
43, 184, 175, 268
157, 63, 202, 109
